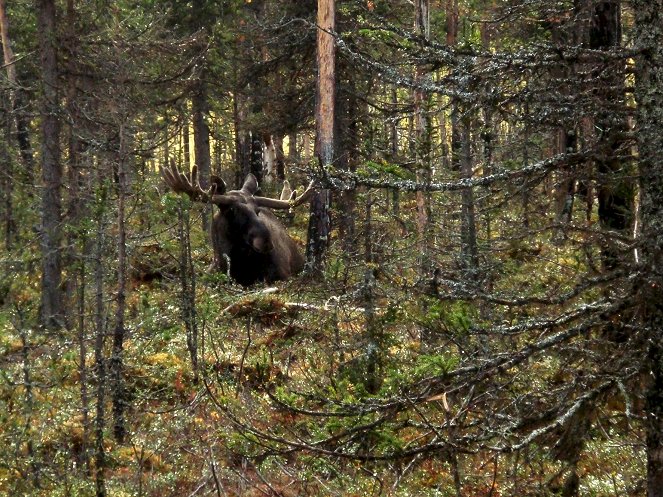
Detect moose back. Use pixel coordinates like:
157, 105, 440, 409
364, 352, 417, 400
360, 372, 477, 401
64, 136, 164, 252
163, 162, 312, 286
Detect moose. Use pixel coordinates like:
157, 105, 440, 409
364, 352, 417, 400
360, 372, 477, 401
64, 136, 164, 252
162, 162, 313, 286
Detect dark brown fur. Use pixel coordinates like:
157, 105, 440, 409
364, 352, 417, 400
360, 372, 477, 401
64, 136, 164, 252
209, 178, 305, 285
163, 163, 311, 286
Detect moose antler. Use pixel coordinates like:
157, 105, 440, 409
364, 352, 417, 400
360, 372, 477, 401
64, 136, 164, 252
253, 180, 316, 210
162, 160, 232, 205
164, 159, 316, 210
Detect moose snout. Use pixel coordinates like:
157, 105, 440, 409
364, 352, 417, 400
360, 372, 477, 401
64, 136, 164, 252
251, 237, 268, 253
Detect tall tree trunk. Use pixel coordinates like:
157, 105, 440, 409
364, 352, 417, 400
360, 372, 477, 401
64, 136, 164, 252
273, 134, 286, 181
249, 130, 263, 184
182, 120, 191, 170
390, 87, 400, 217
447, 0, 461, 177
233, 90, 250, 185
459, 117, 478, 275
263, 133, 277, 182
36, 0, 64, 330
362, 194, 381, 394
110, 132, 128, 444
633, 2, 663, 496
590, 0, 632, 270
414, 0, 431, 260
64, 0, 90, 467
93, 175, 108, 497
335, 57, 358, 254
191, 0, 211, 230
307, 0, 334, 271
0, 0, 35, 183
445, 0, 478, 276
192, 79, 211, 230
179, 198, 198, 381
287, 131, 298, 163
1, 92, 14, 250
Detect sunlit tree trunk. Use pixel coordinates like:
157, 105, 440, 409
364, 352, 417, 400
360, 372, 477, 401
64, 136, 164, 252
191, 0, 212, 230
192, 79, 211, 228
288, 131, 298, 162
306, 0, 334, 271
273, 134, 286, 181
414, 0, 431, 260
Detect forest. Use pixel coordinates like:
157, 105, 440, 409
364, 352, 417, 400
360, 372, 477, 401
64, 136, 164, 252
0, 0, 662, 496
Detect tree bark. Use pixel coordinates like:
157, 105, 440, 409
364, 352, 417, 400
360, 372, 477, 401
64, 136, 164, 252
414, 0, 431, 256
93, 175, 108, 497
1, 92, 14, 250
233, 90, 250, 185
390, 87, 400, 217
192, 77, 212, 230
307, 0, 335, 271
459, 117, 478, 275
110, 133, 128, 444
633, 2, 663, 496
0, 0, 35, 183
36, 0, 64, 330
249, 130, 263, 184
590, 0, 632, 271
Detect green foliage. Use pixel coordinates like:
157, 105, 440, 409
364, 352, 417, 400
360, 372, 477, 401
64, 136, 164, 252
412, 353, 459, 380
421, 299, 476, 335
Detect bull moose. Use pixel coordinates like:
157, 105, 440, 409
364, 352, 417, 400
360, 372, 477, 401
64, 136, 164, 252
163, 162, 313, 286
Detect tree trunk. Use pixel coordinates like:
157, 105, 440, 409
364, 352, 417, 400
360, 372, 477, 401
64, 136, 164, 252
633, 2, 663, 496
335, 57, 357, 254
233, 90, 250, 185
1, 93, 14, 250
263, 133, 277, 182
414, 0, 431, 258
307, 0, 335, 272
36, 0, 64, 330
447, 0, 461, 177
250, 131, 263, 184
288, 131, 298, 163
182, 120, 191, 170
179, 198, 198, 381
590, 1, 632, 271
274, 134, 286, 181
0, 0, 35, 183
192, 77, 212, 230
65, 0, 90, 463
390, 87, 400, 217
93, 175, 108, 497
459, 117, 478, 275
110, 136, 128, 444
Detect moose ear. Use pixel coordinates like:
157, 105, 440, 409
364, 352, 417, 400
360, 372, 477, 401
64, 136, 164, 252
210, 175, 226, 195
241, 174, 259, 195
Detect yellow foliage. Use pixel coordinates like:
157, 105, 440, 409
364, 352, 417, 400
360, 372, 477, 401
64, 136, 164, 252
144, 352, 184, 369
115, 446, 171, 473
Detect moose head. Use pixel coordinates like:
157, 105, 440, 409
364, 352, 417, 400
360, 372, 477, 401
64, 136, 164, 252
163, 162, 313, 286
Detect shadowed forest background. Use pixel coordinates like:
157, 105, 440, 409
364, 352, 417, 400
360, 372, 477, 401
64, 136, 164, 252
1, 0, 663, 496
